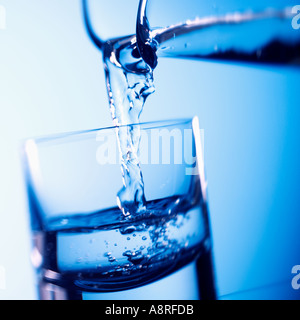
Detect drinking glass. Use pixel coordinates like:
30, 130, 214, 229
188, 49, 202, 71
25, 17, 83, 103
22, 118, 217, 300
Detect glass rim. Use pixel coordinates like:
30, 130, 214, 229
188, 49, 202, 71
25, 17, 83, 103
23, 118, 194, 145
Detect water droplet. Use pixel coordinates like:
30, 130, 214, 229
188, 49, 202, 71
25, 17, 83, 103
120, 225, 136, 235
163, 235, 170, 242
136, 223, 147, 231
156, 241, 168, 249
128, 253, 144, 265
60, 219, 68, 225
123, 250, 133, 257
104, 252, 112, 257
142, 236, 147, 241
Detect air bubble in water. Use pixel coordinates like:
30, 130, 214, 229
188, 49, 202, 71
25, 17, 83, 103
104, 252, 112, 257
120, 226, 137, 235
123, 250, 133, 257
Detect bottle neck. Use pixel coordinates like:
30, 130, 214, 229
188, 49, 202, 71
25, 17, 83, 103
136, 0, 158, 69
137, 5, 300, 67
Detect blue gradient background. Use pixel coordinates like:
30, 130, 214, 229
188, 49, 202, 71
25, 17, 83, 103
0, 0, 299, 299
